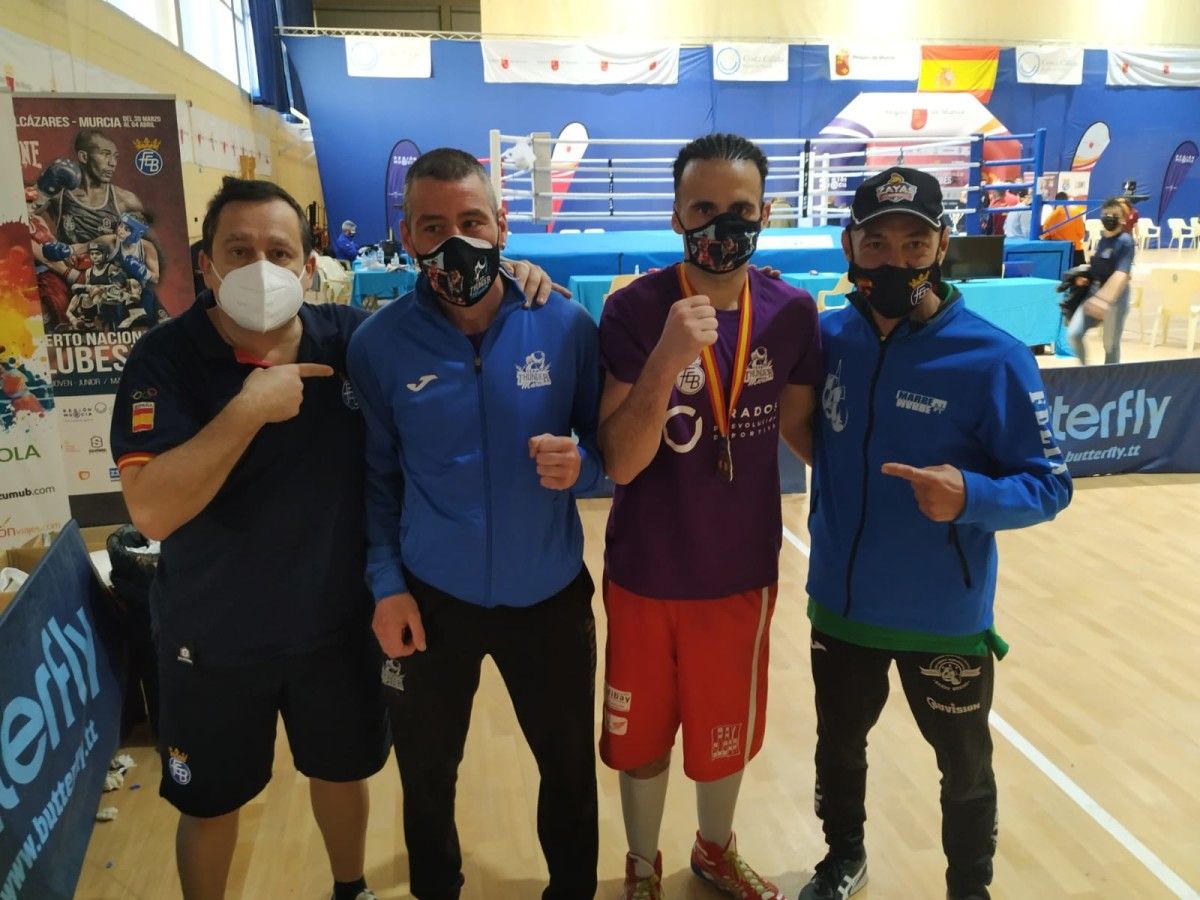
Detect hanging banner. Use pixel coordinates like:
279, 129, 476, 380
345, 36, 431, 79
1107, 48, 1200, 87
1015, 45, 1084, 85
0, 92, 70, 549
827, 44, 920, 81
1041, 358, 1200, 477
1158, 140, 1197, 221
918, 45, 999, 102
712, 43, 789, 82
0, 522, 123, 900
383, 138, 420, 240
12, 94, 193, 524
481, 40, 679, 85
1070, 121, 1110, 172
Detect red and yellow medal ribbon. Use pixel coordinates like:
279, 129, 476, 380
676, 265, 753, 441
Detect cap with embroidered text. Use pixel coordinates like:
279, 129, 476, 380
850, 167, 945, 230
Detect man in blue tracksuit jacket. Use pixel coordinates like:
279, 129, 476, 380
796, 168, 1073, 900
346, 148, 602, 900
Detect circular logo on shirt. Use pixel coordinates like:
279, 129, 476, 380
341, 377, 360, 410
676, 359, 705, 396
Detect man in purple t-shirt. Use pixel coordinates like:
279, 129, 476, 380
597, 133, 822, 899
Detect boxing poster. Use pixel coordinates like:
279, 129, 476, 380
0, 91, 70, 550
11, 94, 192, 524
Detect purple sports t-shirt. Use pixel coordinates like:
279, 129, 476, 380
600, 264, 822, 599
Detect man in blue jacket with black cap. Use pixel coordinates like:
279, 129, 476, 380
797, 167, 1073, 900
347, 147, 602, 900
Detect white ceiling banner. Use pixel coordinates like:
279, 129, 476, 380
345, 36, 432, 79
481, 40, 679, 85
1015, 45, 1084, 85
827, 44, 920, 81
712, 43, 789, 82
1107, 48, 1200, 87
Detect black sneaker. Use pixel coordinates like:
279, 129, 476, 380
947, 891, 990, 900
798, 851, 868, 900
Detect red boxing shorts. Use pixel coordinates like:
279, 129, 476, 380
599, 578, 776, 782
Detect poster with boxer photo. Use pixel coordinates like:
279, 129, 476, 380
0, 92, 71, 550
12, 93, 192, 524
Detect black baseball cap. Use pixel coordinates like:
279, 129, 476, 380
850, 166, 945, 230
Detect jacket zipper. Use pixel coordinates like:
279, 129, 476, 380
843, 337, 892, 616
948, 524, 973, 588
474, 351, 493, 606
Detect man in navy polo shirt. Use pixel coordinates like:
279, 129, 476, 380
110, 176, 562, 900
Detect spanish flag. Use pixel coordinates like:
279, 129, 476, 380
918, 46, 1000, 102
131, 401, 156, 433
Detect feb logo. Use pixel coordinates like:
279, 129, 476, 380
168, 747, 192, 785
133, 137, 163, 176
341, 377, 359, 410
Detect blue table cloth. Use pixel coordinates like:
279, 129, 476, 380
351, 268, 417, 308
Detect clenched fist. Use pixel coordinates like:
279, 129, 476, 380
652, 294, 718, 376
529, 433, 582, 490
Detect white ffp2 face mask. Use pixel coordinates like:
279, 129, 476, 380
212, 259, 305, 332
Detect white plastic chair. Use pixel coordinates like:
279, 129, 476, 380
1147, 268, 1200, 352
1166, 218, 1196, 250
1135, 218, 1162, 250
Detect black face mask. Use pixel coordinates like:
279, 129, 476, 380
1101, 214, 1122, 231
849, 257, 942, 320
681, 211, 762, 274
417, 235, 500, 307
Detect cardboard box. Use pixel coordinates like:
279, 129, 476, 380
0, 525, 120, 617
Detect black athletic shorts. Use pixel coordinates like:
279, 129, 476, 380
155, 631, 390, 817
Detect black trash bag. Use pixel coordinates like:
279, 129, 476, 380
107, 525, 160, 740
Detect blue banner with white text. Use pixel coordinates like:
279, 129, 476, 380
1039, 358, 1200, 477
0, 522, 122, 900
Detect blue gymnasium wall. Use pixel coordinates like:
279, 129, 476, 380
284, 39, 1200, 244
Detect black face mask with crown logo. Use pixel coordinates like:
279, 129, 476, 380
849, 258, 942, 320
417, 235, 500, 307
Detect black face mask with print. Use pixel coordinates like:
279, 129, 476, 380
848, 259, 942, 320
682, 212, 762, 274
416, 235, 500, 307
1101, 214, 1122, 231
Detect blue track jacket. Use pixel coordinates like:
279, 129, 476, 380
347, 274, 602, 607
807, 289, 1073, 638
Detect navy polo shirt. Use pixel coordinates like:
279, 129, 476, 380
111, 292, 372, 666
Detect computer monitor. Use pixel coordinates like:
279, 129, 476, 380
942, 236, 1004, 282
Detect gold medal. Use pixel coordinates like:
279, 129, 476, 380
677, 266, 752, 484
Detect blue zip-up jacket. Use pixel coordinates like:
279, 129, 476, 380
807, 289, 1073, 638
347, 274, 602, 608
334, 232, 359, 262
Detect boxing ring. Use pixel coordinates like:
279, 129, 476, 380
491, 128, 1072, 285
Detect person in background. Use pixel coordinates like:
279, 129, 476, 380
1066, 196, 1136, 364
1041, 192, 1086, 267
1002, 189, 1031, 239
335, 220, 359, 262
797, 166, 1072, 900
